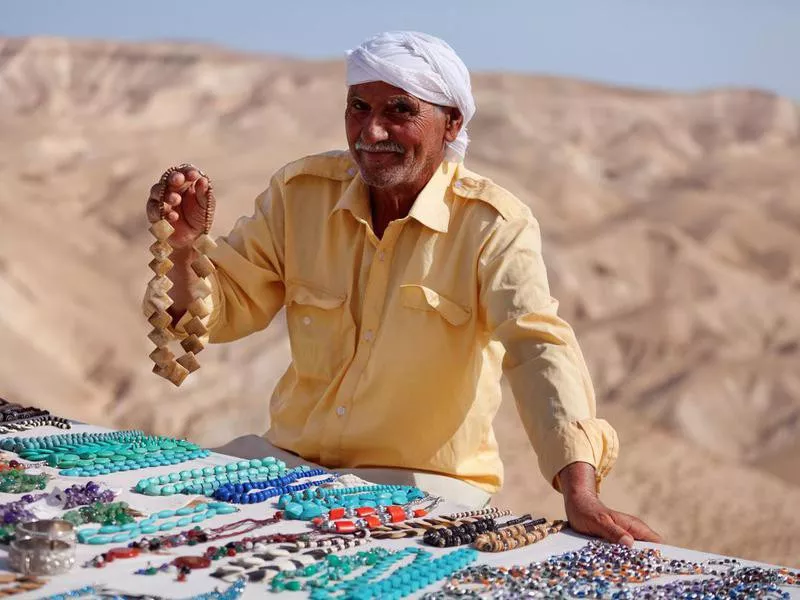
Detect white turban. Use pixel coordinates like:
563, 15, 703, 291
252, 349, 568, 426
345, 31, 476, 163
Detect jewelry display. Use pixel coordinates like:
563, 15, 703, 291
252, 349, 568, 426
212, 467, 335, 506
0, 397, 72, 433
473, 519, 567, 552
424, 540, 800, 599
312, 496, 442, 534
39, 578, 246, 600
0, 430, 210, 476
62, 501, 141, 528
0, 468, 50, 494
76, 502, 237, 545
422, 515, 544, 548
133, 457, 289, 496
275, 484, 426, 520
146, 163, 217, 387
82, 515, 283, 568
369, 508, 512, 540
269, 546, 477, 598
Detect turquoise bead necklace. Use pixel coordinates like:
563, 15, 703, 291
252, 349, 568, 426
277, 484, 426, 520
77, 501, 237, 545
39, 578, 246, 600
133, 457, 291, 496
270, 546, 477, 599
0, 430, 209, 476
213, 468, 336, 505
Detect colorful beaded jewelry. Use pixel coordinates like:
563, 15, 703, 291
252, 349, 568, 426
82, 514, 283, 568
0, 573, 46, 596
1, 430, 210, 476
277, 484, 426, 520
62, 501, 140, 528
134, 456, 289, 496
146, 163, 217, 387
40, 578, 246, 600
76, 502, 237, 545
422, 514, 542, 548
0, 468, 49, 493
370, 508, 512, 540
473, 519, 567, 552
213, 468, 336, 506
313, 496, 441, 534
424, 540, 800, 600
270, 546, 477, 598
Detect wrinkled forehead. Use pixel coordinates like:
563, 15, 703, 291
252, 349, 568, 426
347, 80, 420, 100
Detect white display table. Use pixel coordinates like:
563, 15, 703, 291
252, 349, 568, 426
0, 424, 796, 599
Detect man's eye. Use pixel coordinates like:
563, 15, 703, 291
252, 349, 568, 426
393, 103, 412, 113
350, 100, 368, 111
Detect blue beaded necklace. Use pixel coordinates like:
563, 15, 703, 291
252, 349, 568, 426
213, 468, 336, 505
77, 502, 237, 545
133, 457, 292, 497
1, 430, 209, 476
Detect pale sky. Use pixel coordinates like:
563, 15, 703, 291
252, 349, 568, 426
2, 0, 799, 98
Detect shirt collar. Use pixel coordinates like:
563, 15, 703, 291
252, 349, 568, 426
330, 161, 457, 233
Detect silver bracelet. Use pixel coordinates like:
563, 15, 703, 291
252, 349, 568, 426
15, 518, 77, 546
8, 537, 75, 575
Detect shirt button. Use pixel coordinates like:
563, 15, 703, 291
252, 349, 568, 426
302, 316, 312, 325
336, 406, 346, 417
346, 167, 357, 177
377, 251, 386, 262
454, 180, 463, 188
363, 330, 374, 342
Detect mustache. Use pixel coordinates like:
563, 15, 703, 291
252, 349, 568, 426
355, 140, 405, 154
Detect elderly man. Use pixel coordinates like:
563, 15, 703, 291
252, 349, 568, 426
144, 31, 659, 547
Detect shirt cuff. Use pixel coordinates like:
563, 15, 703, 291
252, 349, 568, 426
536, 418, 620, 493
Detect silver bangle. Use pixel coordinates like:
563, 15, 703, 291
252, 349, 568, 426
8, 537, 75, 575
15, 518, 77, 546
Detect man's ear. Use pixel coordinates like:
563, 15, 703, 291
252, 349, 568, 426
443, 108, 464, 143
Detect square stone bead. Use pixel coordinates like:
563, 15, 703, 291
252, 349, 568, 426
149, 240, 173, 260
152, 362, 173, 379
149, 346, 175, 366
148, 293, 174, 312
148, 310, 172, 329
149, 257, 174, 276
149, 219, 175, 241
176, 352, 200, 373
181, 335, 204, 355
190, 278, 213, 299
191, 254, 215, 278
193, 234, 218, 254
184, 316, 208, 337
168, 363, 190, 386
187, 297, 211, 318
147, 327, 173, 347
148, 275, 174, 295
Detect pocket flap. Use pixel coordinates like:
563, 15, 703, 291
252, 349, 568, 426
400, 284, 471, 326
285, 281, 346, 310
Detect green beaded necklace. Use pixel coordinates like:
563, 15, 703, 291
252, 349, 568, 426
133, 457, 290, 497
62, 501, 140, 528
0, 469, 49, 493
77, 502, 238, 545
1, 430, 210, 476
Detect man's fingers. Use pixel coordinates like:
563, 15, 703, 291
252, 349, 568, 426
596, 514, 634, 547
166, 191, 182, 207
183, 168, 200, 182
146, 199, 162, 223
620, 514, 662, 543
194, 177, 209, 209
168, 171, 185, 190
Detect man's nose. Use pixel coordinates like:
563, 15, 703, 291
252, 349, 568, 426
361, 115, 389, 144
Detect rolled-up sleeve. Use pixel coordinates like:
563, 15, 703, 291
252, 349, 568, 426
478, 216, 619, 492
142, 174, 287, 343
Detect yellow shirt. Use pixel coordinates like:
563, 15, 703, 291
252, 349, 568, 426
147, 151, 618, 494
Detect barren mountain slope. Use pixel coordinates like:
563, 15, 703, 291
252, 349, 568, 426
0, 37, 798, 566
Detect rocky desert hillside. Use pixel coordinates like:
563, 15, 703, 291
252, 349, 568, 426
0, 37, 798, 566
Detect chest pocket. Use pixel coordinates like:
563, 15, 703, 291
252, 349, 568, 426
285, 281, 349, 382
400, 284, 471, 327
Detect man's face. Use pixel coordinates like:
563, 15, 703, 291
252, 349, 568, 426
345, 81, 459, 189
